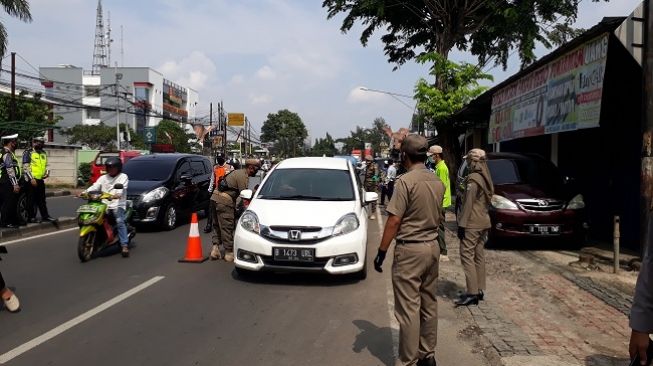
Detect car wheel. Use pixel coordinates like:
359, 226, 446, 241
17, 192, 28, 224
235, 267, 255, 279
161, 205, 177, 231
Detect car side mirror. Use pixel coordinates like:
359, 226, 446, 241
240, 189, 253, 200
180, 174, 192, 184
364, 192, 379, 205
113, 183, 124, 190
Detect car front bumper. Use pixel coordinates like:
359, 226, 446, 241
490, 208, 586, 239
234, 226, 367, 275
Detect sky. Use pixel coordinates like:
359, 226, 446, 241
2, 0, 643, 142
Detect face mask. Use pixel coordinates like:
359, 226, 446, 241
428, 157, 434, 163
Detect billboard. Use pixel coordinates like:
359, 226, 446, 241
489, 33, 608, 144
228, 113, 245, 127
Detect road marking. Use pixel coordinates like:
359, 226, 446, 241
1, 227, 77, 246
0, 276, 165, 364
376, 205, 399, 359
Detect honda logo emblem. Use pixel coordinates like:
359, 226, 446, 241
289, 230, 301, 241
538, 200, 547, 207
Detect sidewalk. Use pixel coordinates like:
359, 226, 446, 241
438, 212, 634, 366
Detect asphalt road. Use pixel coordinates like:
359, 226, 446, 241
0, 182, 487, 366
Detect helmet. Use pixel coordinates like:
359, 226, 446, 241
105, 157, 123, 173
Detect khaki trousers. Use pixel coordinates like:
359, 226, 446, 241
459, 229, 488, 294
392, 241, 440, 366
215, 196, 235, 251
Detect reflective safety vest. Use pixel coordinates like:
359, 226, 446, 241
30, 150, 47, 179
0, 150, 20, 179
214, 165, 227, 185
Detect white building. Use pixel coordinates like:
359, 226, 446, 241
39, 65, 199, 144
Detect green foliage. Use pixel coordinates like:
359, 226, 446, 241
156, 119, 195, 153
323, 0, 606, 69
0, 0, 32, 58
337, 117, 390, 155
77, 162, 91, 187
62, 122, 146, 151
260, 109, 308, 158
414, 53, 493, 127
310, 133, 337, 157
0, 91, 61, 140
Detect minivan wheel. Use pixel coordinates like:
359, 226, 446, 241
17, 192, 28, 224
161, 205, 177, 231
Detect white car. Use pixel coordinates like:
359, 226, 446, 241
234, 157, 378, 279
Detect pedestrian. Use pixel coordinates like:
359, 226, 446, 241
427, 145, 452, 262
364, 155, 379, 220
205, 154, 232, 233
0, 134, 22, 228
379, 161, 388, 206
214, 159, 260, 262
455, 148, 493, 307
0, 270, 20, 313
373, 134, 445, 366
22, 136, 55, 223
208, 154, 233, 258
386, 159, 397, 201
629, 245, 653, 365
82, 157, 130, 257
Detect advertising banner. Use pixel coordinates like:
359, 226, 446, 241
489, 34, 608, 144
228, 113, 245, 127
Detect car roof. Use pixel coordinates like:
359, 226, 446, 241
128, 153, 205, 163
276, 157, 350, 170
487, 152, 548, 161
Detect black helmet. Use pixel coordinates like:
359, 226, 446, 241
105, 157, 123, 172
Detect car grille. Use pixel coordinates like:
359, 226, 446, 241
260, 225, 331, 244
269, 226, 322, 232
260, 255, 329, 269
516, 199, 565, 212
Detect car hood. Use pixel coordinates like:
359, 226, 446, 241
494, 184, 564, 201
127, 180, 165, 195
248, 199, 358, 227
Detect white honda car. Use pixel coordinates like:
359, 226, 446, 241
234, 157, 378, 279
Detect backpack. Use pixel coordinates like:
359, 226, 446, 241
218, 170, 238, 192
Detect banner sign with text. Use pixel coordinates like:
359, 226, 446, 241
489, 33, 608, 144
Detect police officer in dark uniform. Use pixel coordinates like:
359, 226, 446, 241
374, 134, 445, 366
0, 134, 22, 228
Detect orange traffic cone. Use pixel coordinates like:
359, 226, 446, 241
178, 212, 208, 263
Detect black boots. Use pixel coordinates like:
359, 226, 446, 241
417, 356, 437, 366
455, 294, 479, 307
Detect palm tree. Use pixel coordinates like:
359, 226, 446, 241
0, 0, 32, 57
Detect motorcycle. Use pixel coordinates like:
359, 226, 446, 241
76, 183, 135, 262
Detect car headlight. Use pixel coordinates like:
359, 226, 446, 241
141, 187, 169, 203
491, 195, 519, 210
240, 211, 260, 234
333, 213, 359, 237
567, 194, 585, 210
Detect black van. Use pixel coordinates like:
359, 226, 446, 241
123, 154, 212, 230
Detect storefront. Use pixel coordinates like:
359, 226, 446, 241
455, 16, 643, 249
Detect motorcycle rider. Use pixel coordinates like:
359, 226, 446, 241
81, 157, 130, 257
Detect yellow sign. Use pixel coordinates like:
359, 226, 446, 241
227, 113, 245, 127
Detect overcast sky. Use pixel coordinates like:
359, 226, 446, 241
3, 0, 643, 141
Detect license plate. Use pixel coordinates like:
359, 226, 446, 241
273, 247, 315, 262
529, 225, 560, 235
77, 205, 99, 214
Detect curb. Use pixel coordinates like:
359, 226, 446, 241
0, 217, 77, 242
45, 190, 72, 198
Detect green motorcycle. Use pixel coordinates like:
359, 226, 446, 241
76, 184, 135, 262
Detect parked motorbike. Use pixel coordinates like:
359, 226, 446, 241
76, 184, 135, 262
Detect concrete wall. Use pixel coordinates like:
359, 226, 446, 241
17, 144, 81, 187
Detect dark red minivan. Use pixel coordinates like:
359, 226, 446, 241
456, 153, 587, 243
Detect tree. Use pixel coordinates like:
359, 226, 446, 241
0, 0, 32, 57
310, 133, 338, 157
323, 0, 604, 70
156, 119, 195, 153
62, 122, 145, 150
0, 91, 61, 140
337, 117, 390, 156
260, 109, 308, 158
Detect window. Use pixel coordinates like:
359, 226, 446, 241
190, 161, 206, 177
258, 169, 355, 201
487, 160, 520, 185
123, 160, 176, 181
176, 161, 192, 181
135, 87, 150, 102
203, 159, 212, 174
87, 109, 101, 119
85, 86, 100, 97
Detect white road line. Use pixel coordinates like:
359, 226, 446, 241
0, 276, 165, 364
376, 205, 399, 359
1, 227, 77, 246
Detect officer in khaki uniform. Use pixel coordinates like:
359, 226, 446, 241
455, 148, 493, 307
214, 159, 259, 262
374, 134, 445, 366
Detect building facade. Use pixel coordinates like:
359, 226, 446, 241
39, 65, 199, 144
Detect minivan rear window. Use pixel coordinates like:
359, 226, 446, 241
487, 159, 520, 185
123, 159, 176, 181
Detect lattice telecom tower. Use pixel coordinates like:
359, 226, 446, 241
91, 0, 107, 74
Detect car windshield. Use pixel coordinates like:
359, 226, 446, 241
95, 153, 118, 165
488, 158, 564, 189
257, 168, 355, 201
123, 160, 175, 181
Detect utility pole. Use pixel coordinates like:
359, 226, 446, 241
115, 65, 122, 151
209, 102, 213, 152
10, 52, 16, 121
643, 0, 653, 258
222, 101, 227, 156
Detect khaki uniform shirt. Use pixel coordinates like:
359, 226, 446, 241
216, 168, 249, 207
458, 173, 491, 229
386, 164, 445, 242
